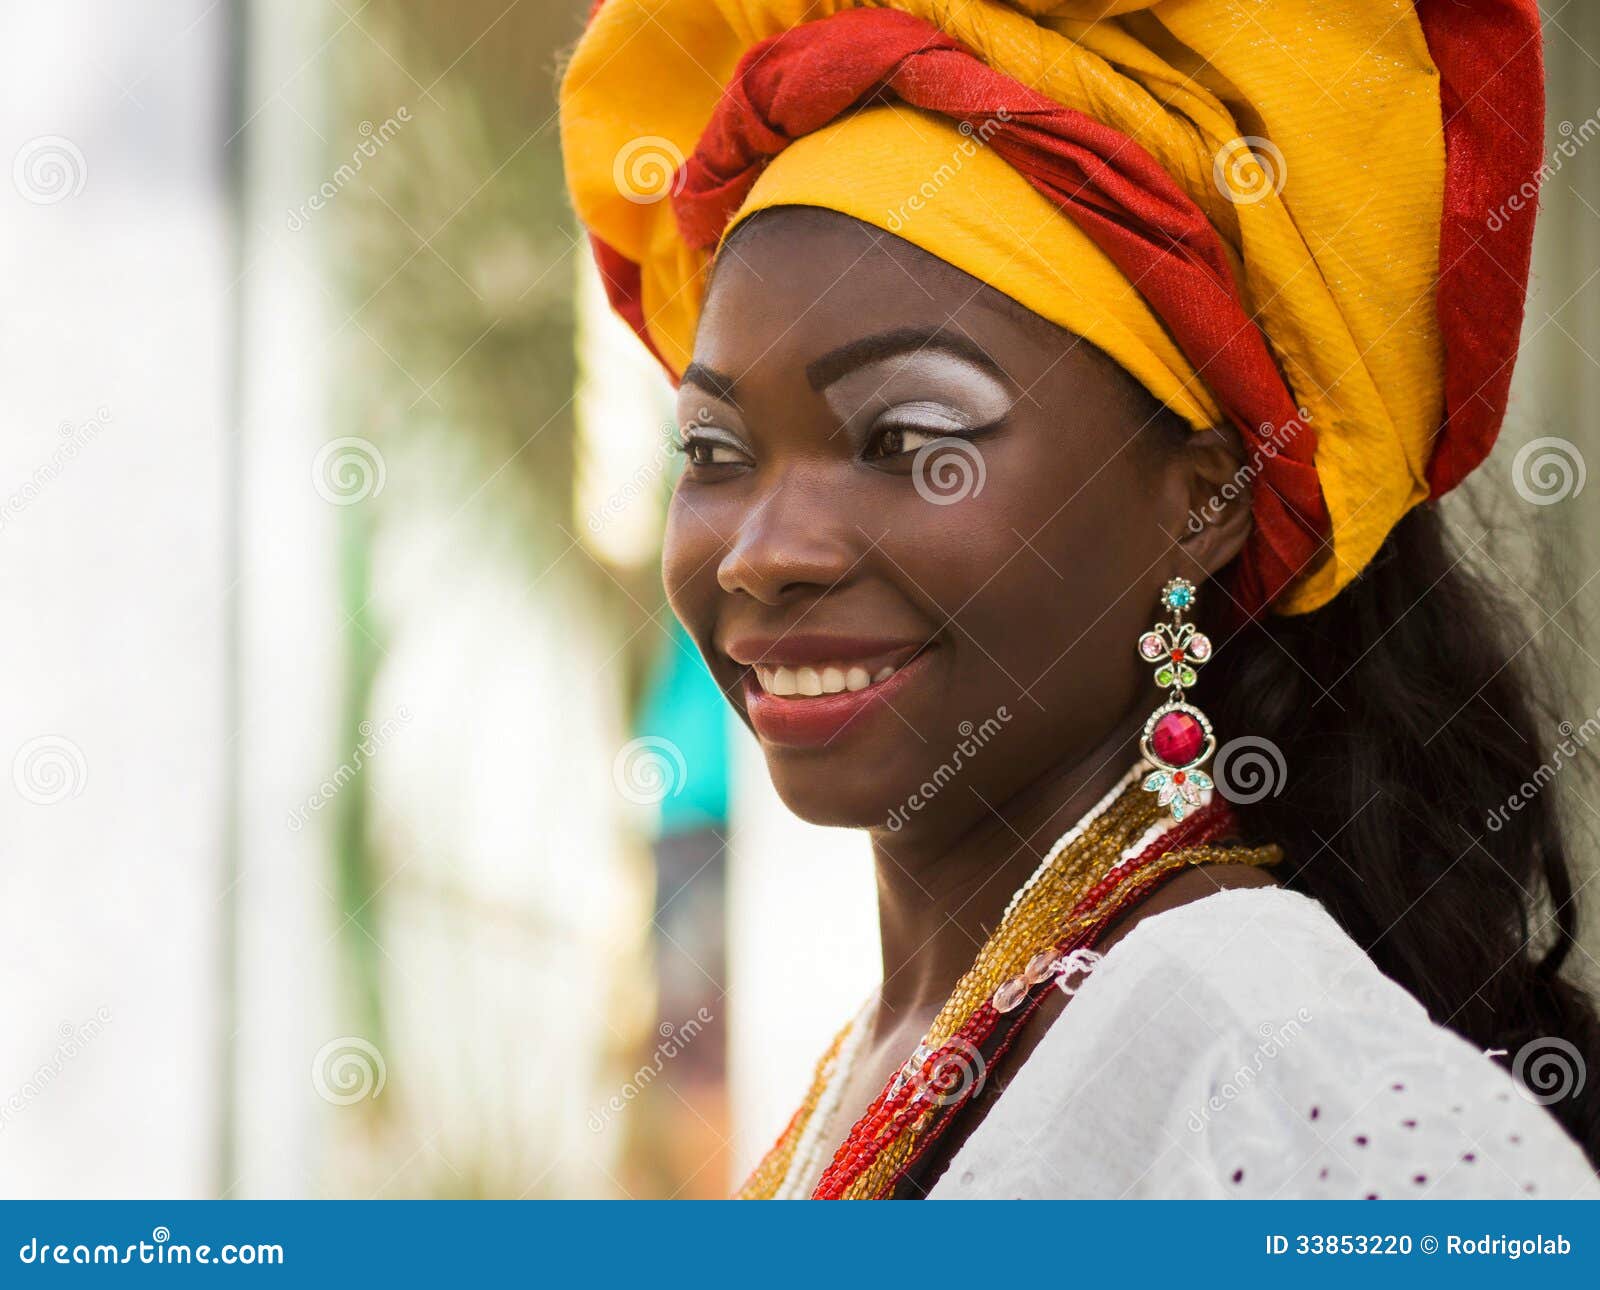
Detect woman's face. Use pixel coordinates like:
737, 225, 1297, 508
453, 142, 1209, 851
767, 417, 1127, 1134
663, 208, 1212, 837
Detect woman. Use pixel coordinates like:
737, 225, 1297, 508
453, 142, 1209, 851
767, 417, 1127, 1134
561, 1, 1600, 1198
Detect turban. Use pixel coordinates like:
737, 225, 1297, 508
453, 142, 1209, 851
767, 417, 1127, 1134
559, 0, 1545, 615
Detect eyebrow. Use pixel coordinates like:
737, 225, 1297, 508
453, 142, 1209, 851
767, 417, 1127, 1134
804, 327, 1006, 391
679, 362, 739, 405
677, 327, 1008, 404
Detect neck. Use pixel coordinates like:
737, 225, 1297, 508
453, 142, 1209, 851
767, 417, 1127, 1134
867, 709, 1148, 1020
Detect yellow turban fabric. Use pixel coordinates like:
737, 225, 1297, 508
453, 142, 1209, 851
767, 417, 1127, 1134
560, 0, 1545, 614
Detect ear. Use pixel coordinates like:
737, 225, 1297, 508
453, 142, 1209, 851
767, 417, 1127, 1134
1162, 426, 1254, 581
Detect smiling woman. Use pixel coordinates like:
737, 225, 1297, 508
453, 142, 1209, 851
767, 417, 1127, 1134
559, 0, 1600, 1199
668, 207, 1223, 832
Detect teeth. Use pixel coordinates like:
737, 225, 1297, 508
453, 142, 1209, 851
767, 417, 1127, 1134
754, 660, 904, 697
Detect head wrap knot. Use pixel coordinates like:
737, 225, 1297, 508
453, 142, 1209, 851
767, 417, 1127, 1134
561, 0, 1545, 615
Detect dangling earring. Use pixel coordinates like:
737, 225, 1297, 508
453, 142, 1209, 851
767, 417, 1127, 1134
1136, 576, 1216, 820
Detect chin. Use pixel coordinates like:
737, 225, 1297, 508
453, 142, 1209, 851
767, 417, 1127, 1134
760, 750, 905, 832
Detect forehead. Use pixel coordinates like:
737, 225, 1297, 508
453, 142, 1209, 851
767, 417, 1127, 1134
691, 208, 1081, 391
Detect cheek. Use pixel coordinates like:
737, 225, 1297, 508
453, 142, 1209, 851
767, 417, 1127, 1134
894, 449, 1167, 710
661, 486, 722, 637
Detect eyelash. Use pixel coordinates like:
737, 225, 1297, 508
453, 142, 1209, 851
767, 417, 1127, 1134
669, 434, 745, 468
671, 419, 992, 471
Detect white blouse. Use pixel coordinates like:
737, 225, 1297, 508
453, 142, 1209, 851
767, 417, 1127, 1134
920, 886, 1600, 1199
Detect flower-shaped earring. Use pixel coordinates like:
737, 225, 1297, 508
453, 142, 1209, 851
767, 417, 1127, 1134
1136, 577, 1216, 820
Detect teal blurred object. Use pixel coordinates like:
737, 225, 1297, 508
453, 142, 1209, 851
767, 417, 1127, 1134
635, 619, 730, 835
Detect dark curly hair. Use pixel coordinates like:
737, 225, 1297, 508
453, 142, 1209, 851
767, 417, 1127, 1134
1196, 502, 1600, 1169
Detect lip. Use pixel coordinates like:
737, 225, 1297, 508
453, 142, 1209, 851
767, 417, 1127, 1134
739, 645, 935, 748
720, 633, 926, 668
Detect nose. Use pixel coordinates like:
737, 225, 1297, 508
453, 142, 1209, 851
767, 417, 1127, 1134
716, 476, 858, 604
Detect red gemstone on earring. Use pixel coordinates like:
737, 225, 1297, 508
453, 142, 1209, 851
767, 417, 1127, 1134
1169, 649, 1184, 663
1151, 711, 1204, 765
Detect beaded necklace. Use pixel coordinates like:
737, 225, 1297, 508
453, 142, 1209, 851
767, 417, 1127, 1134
735, 765, 1281, 1199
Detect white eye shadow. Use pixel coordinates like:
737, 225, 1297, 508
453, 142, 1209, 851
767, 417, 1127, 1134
821, 349, 1014, 428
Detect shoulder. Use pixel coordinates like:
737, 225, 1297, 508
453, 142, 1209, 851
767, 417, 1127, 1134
933, 886, 1600, 1199
1142, 888, 1597, 1199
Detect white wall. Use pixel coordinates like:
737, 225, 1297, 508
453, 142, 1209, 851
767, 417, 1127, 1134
0, 1, 232, 1197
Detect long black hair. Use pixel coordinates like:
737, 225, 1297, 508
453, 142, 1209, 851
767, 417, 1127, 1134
1196, 502, 1600, 1168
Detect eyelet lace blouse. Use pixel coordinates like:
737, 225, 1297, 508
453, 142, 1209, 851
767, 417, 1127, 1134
926, 887, 1600, 1200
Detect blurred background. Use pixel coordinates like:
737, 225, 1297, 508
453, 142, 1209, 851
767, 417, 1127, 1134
1, 0, 1596, 1198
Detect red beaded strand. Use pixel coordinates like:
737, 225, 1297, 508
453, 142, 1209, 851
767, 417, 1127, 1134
812, 801, 1246, 1199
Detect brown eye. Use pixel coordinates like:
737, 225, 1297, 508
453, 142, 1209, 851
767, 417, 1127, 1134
871, 427, 906, 459
676, 434, 748, 469
866, 424, 948, 461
